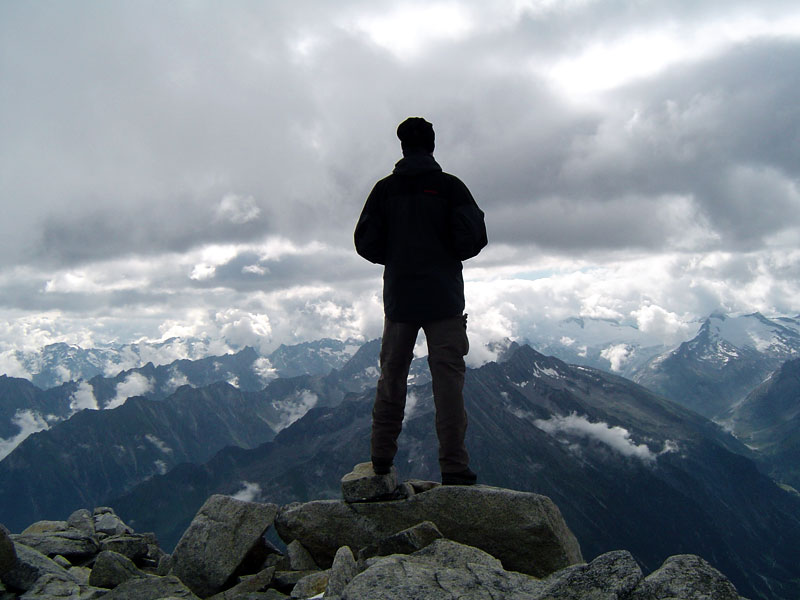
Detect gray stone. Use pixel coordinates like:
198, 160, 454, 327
341, 462, 399, 503
630, 554, 742, 600
93, 512, 132, 536
341, 539, 541, 600
89, 549, 145, 588
52, 554, 72, 569
2, 542, 77, 592
17, 572, 106, 599
324, 546, 357, 598
358, 520, 443, 561
405, 479, 440, 494
92, 507, 114, 516
273, 570, 321, 595
276, 484, 582, 577
21, 520, 68, 535
538, 550, 643, 599
169, 494, 279, 598
67, 510, 96, 536
0, 524, 16, 575
207, 566, 276, 600
287, 540, 318, 571
11, 529, 99, 563
102, 574, 200, 599
68, 565, 92, 585
291, 570, 329, 598
99, 533, 150, 562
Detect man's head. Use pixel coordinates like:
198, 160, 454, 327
397, 117, 435, 155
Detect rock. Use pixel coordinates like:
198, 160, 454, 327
101, 574, 200, 599
324, 546, 357, 598
272, 570, 322, 595
276, 484, 582, 577
291, 571, 329, 598
99, 533, 150, 562
630, 554, 743, 600
11, 530, 99, 563
341, 539, 541, 600
0, 524, 16, 575
169, 494, 279, 598
286, 540, 319, 571
341, 462, 399, 503
67, 509, 95, 536
207, 566, 276, 600
52, 555, 72, 569
21, 520, 68, 535
92, 507, 114, 516
2, 543, 77, 592
94, 512, 132, 536
537, 550, 643, 599
17, 573, 106, 599
405, 479, 440, 494
89, 550, 145, 588
358, 520, 443, 561
68, 565, 92, 585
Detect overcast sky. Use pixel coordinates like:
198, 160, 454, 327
1, 0, 799, 365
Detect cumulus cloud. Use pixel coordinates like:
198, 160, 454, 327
69, 381, 98, 412
600, 344, 632, 372
0, 409, 50, 460
106, 373, 154, 410
534, 413, 677, 463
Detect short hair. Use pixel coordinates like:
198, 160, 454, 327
397, 117, 435, 154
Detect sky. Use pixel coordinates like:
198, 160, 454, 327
1, 0, 799, 367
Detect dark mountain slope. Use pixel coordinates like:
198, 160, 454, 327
113, 345, 800, 600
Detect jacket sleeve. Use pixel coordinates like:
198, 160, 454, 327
354, 183, 387, 265
450, 180, 488, 261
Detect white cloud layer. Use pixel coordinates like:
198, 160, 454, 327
0, 410, 50, 461
106, 373, 154, 410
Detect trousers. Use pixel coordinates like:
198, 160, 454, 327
371, 314, 470, 473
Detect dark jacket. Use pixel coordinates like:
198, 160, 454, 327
354, 154, 487, 323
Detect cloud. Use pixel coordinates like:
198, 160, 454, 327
0, 409, 50, 460
106, 373, 154, 410
69, 381, 98, 412
600, 344, 632, 373
273, 390, 319, 431
534, 412, 677, 463
232, 481, 262, 503
145, 433, 173, 455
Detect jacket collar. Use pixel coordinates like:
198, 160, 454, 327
393, 153, 442, 175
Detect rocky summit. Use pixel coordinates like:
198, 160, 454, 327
0, 463, 747, 599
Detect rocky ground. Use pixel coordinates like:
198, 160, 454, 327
0, 463, 747, 599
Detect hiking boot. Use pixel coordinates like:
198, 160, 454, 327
441, 468, 477, 486
372, 456, 393, 475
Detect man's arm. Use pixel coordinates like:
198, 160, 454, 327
450, 179, 488, 261
354, 182, 387, 265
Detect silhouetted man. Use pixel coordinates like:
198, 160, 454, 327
354, 117, 487, 485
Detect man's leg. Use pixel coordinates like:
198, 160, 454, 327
424, 315, 471, 477
371, 318, 419, 472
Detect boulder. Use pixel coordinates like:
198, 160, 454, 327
93, 512, 132, 537
276, 484, 582, 577
169, 494, 279, 598
207, 566, 276, 600
272, 570, 321, 595
17, 572, 107, 599
2, 543, 77, 592
341, 462, 399, 502
290, 571, 328, 598
101, 574, 200, 599
324, 546, 357, 598
67, 510, 95, 537
536, 550, 643, 599
357, 520, 442, 562
630, 554, 743, 600
11, 530, 99, 563
341, 539, 541, 600
0, 524, 16, 575
99, 533, 150, 562
286, 540, 318, 571
89, 550, 145, 588
21, 520, 68, 535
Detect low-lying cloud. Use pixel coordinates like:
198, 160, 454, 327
534, 413, 678, 463
0, 409, 50, 461
106, 373, 154, 410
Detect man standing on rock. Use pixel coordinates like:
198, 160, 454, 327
354, 117, 487, 486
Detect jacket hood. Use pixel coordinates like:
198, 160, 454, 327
393, 153, 442, 176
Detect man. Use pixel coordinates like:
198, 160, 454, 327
354, 117, 488, 485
